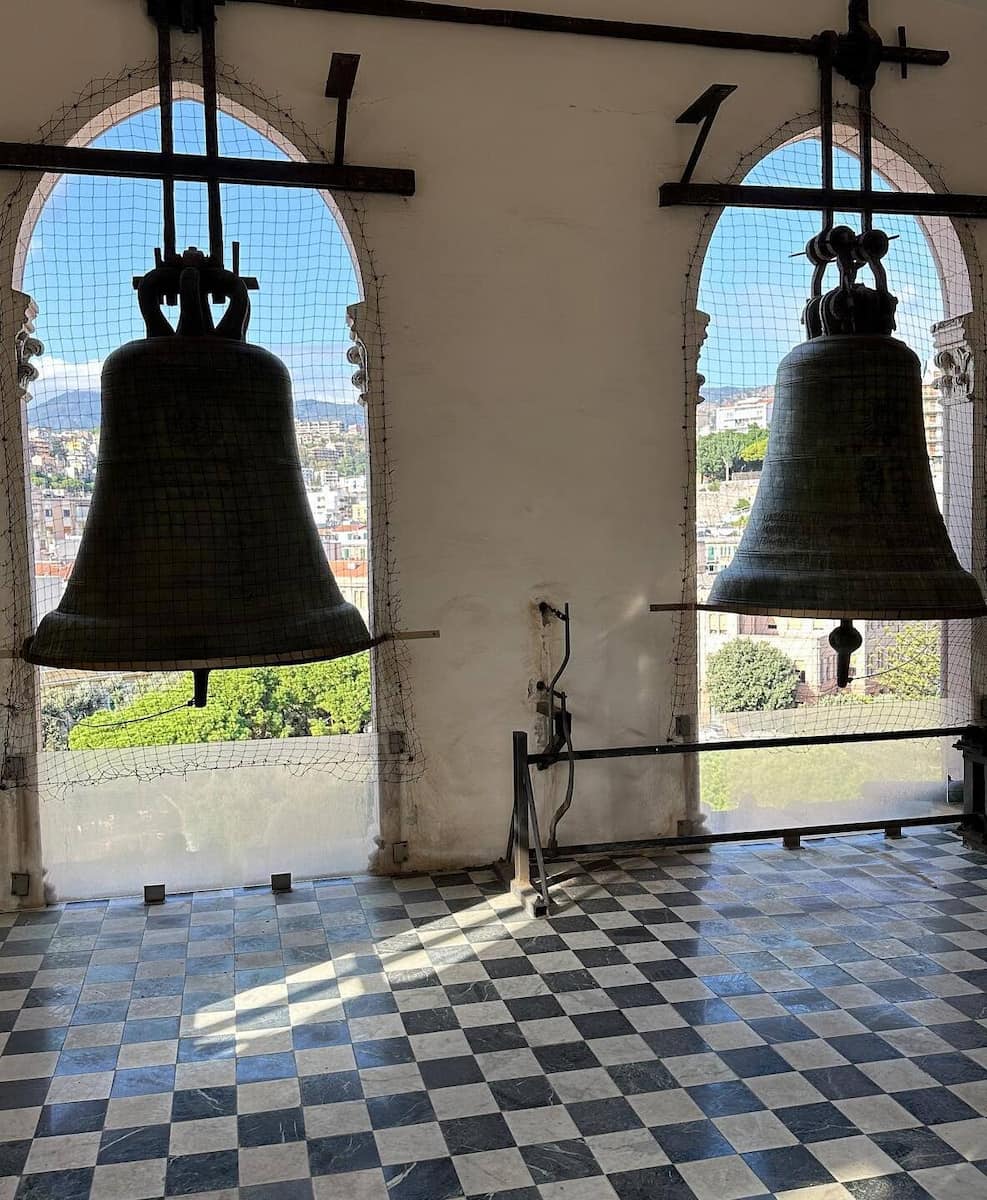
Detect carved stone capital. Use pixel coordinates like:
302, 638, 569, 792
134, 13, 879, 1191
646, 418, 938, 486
346, 302, 369, 407
12, 292, 42, 401
932, 312, 976, 407
688, 308, 710, 407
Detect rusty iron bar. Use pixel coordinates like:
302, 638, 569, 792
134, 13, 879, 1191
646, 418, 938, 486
539, 812, 965, 858
227, 0, 949, 67
199, 0, 225, 262
819, 31, 836, 231
156, 17, 178, 261
528, 725, 976, 769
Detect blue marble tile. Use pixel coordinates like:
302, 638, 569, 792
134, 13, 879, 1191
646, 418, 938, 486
165, 1148, 238, 1194
368, 1090, 435, 1130
871, 1126, 965, 1171
36, 1100, 105, 1136
98, 1122, 171, 1163
237, 1106, 305, 1147
382, 1157, 463, 1200
743, 1145, 836, 1192
54, 1045, 119, 1076
307, 1131, 380, 1175
111, 1065, 177, 1097
171, 1086, 237, 1121
14, 1167, 94, 1200
235, 1052, 297, 1084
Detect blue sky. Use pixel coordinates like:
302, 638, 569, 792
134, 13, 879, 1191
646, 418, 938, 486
24, 101, 361, 407
698, 139, 945, 391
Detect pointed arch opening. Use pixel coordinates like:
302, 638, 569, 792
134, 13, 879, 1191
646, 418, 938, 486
681, 112, 984, 834
0, 70, 410, 897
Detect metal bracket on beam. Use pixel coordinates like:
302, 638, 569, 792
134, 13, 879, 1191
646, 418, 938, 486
325, 52, 361, 166
676, 84, 737, 186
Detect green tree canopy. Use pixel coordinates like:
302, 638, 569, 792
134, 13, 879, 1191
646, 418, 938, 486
42, 681, 128, 750
739, 431, 769, 466
697, 431, 748, 482
706, 638, 800, 713
31, 472, 89, 493
698, 425, 769, 481
67, 656, 371, 750
879, 623, 941, 699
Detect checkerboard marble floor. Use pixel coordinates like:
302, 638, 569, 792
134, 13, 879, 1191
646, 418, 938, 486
0, 829, 984, 1199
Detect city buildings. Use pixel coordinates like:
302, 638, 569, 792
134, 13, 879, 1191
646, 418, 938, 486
29, 415, 372, 629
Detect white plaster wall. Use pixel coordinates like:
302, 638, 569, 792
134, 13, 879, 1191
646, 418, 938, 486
2, 0, 987, 883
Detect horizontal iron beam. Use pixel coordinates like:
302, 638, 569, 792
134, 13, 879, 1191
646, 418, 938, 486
529, 725, 975, 768
231, 0, 948, 65
542, 813, 965, 858
0, 141, 415, 195
660, 181, 987, 219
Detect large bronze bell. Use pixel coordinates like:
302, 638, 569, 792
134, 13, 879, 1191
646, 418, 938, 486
708, 227, 986, 629
22, 250, 372, 693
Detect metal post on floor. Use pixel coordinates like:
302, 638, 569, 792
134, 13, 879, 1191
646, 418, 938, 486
522, 752, 552, 916
957, 728, 987, 851
495, 731, 550, 916
513, 730, 531, 894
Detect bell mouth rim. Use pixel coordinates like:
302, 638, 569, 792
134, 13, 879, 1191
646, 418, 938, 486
700, 603, 987, 621
20, 641, 374, 672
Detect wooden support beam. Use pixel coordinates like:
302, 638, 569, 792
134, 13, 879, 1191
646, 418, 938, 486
0, 141, 415, 196
660, 181, 987, 220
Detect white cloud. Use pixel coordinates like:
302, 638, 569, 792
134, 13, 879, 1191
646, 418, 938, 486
28, 355, 104, 398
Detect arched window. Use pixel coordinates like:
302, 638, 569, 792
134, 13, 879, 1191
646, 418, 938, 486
688, 122, 980, 831
22, 97, 373, 754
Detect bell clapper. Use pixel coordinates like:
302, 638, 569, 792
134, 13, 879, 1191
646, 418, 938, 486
191, 669, 211, 709
828, 618, 863, 690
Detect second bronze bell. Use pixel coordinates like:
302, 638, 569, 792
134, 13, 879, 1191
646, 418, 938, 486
708, 226, 985, 623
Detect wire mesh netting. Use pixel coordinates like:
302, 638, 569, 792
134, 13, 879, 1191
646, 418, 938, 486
0, 59, 420, 796
673, 107, 987, 750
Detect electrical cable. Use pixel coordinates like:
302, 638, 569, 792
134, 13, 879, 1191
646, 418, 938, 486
72, 699, 195, 732
547, 693, 576, 851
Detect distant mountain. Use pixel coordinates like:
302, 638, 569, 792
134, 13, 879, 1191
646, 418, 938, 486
27, 390, 365, 431
293, 398, 366, 427
28, 390, 101, 431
